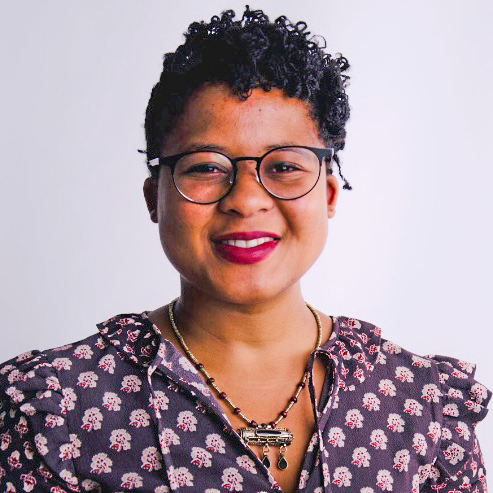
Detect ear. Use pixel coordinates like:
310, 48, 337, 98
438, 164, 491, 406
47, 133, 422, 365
143, 177, 158, 223
326, 172, 339, 219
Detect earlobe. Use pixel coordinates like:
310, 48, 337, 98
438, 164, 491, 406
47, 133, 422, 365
326, 173, 339, 219
143, 177, 158, 223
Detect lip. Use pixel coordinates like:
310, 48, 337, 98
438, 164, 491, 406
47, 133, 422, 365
213, 231, 281, 242
212, 231, 280, 265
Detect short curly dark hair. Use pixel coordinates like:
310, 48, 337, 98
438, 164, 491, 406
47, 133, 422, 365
144, 5, 352, 189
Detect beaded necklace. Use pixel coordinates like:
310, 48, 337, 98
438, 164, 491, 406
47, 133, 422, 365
168, 298, 323, 470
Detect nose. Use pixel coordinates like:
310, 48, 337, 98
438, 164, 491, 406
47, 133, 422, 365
217, 160, 275, 217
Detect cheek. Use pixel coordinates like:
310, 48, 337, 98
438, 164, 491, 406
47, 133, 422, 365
289, 188, 329, 248
160, 203, 201, 248
156, 178, 202, 259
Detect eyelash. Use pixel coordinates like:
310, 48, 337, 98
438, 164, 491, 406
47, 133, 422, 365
268, 163, 302, 173
185, 164, 228, 174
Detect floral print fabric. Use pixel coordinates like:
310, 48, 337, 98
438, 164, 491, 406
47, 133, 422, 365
0, 313, 490, 492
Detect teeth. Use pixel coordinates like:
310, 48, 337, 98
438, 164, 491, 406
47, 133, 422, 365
220, 237, 276, 248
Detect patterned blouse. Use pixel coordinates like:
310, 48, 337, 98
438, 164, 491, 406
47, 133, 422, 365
0, 312, 490, 493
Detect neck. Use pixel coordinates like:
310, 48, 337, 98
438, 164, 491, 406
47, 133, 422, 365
173, 282, 322, 354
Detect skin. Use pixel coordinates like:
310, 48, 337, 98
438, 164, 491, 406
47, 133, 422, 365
143, 83, 339, 493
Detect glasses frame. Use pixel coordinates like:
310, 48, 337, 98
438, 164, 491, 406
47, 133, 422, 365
147, 145, 334, 205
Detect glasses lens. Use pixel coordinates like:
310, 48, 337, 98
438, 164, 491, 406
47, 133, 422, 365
173, 152, 233, 203
259, 147, 322, 199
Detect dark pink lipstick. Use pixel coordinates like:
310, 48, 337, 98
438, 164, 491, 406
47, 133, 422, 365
212, 231, 280, 264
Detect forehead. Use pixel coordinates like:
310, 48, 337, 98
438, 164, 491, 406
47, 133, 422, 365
162, 83, 322, 155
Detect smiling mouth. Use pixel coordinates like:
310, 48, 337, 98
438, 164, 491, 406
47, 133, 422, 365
212, 233, 280, 264
217, 237, 278, 248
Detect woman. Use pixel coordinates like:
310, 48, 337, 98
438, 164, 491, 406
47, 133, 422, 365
0, 7, 490, 493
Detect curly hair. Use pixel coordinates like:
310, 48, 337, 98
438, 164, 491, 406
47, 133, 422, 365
144, 5, 352, 189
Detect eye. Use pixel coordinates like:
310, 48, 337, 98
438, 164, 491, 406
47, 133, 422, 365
268, 162, 303, 173
184, 163, 228, 173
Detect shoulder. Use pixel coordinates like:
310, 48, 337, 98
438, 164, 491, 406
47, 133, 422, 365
0, 335, 105, 491
0, 309, 158, 402
0, 310, 163, 413
0, 312, 157, 491
0, 310, 160, 393
334, 314, 490, 392
0, 330, 115, 430
0, 331, 108, 394
0, 339, 103, 490
336, 315, 491, 413
334, 315, 491, 484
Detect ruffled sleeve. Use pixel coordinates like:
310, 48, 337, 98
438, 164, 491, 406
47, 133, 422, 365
422, 355, 491, 492
0, 351, 82, 492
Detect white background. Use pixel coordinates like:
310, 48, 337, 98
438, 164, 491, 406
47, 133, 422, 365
1, 0, 492, 470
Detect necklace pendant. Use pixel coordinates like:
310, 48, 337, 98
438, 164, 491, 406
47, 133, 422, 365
238, 426, 293, 470
261, 444, 271, 468
277, 445, 288, 470
237, 426, 294, 447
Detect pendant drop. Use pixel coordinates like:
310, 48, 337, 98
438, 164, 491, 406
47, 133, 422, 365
261, 444, 271, 468
277, 445, 288, 470
237, 426, 294, 471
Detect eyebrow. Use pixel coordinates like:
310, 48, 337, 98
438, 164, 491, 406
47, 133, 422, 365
180, 142, 301, 154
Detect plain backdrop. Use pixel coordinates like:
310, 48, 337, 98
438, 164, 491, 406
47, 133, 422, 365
1, 0, 492, 469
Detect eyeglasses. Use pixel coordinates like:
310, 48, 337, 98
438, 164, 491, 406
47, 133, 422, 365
147, 145, 334, 204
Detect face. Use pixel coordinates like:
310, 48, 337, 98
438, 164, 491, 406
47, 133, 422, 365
143, 83, 338, 305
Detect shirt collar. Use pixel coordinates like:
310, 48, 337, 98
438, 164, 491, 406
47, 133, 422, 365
316, 316, 382, 391
96, 312, 382, 392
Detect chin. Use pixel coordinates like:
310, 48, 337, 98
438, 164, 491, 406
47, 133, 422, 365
184, 272, 294, 306
218, 288, 282, 306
